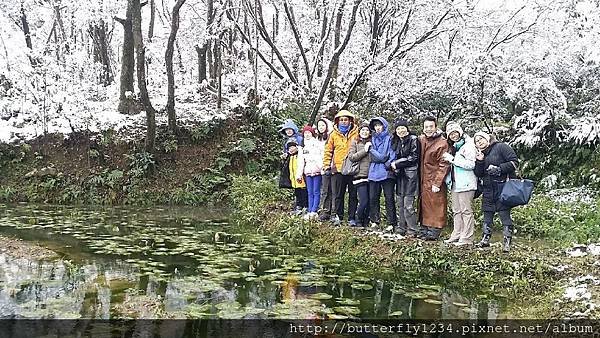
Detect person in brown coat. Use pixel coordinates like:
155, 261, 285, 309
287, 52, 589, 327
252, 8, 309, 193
418, 116, 450, 240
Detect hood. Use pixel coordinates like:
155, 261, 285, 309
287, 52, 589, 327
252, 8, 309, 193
425, 129, 444, 140
369, 117, 389, 139
278, 119, 299, 136
318, 117, 334, 134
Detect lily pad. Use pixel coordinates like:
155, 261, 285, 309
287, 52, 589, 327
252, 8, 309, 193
327, 314, 348, 319
309, 293, 333, 300
452, 302, 470, 307
333, 306, 360, 315
336, 298, 360, 306
350, 283, 373, 290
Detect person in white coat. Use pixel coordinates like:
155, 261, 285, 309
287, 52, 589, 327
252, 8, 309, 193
442, 122, 478, 246
296, 125, 325, 220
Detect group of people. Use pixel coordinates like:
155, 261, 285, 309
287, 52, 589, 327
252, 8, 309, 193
279, 110, 520, 252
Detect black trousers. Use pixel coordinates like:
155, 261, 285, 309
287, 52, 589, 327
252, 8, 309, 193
482, 210, 513, 237
369, 178, 397, 226
294, 188, 308, 209
320, 173, 334, 216
355, 182, 370, 225
331, 174, 358, 221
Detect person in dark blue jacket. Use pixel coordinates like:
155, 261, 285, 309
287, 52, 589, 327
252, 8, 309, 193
473, 131, 519, 252
367, 117, 396, 231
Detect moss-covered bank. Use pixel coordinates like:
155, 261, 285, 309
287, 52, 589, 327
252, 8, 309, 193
229, 175, 599, 318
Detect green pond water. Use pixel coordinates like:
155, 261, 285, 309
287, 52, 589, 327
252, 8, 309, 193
0, 203, 508, 320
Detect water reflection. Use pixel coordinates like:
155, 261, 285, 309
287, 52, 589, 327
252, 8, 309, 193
0, 204, 507, 319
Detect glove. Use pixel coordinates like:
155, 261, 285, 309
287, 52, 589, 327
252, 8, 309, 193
486, 165, 502, 176
432, 185, 440, 193
364, 143, 371, 152
442, 152, 454, 163
391, 162, 396, 170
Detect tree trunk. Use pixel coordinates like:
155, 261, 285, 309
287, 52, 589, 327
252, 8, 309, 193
217, 39, 222, 109
369, 1, 380, 56
20, 4, 35, 65
148, 0, 156, 41
115, 2, 135, 114
131, 0, 157, 152
89, 20, 114, 86
206, 0, 215, 86
166, 0, 186, 134
317, 7, 327, 78
195, 44, 208, 83
329, 0, 345, 101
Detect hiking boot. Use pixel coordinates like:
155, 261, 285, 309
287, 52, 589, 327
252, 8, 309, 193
424, 233, 440, 241
503, 236, 512, 253
394, 227, 406, 236
348, 219, 358, 227
330, 215, 341, 226
474, 234, 491, 248
319, 213, 331, 222
444, 237, 459, 244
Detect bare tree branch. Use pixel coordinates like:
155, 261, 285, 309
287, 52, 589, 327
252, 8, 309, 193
283, 0, 311, 88
244, 0, 298, 84
225, 7, 286, 80
309, 0, 363, 125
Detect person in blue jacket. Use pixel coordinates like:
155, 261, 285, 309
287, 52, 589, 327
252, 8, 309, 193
278, 119, 304, 159
367, 117, 397, 231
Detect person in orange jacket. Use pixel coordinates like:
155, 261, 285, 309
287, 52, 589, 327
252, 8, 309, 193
322, 110, 359, 226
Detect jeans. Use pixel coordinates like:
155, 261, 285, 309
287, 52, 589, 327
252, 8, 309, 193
305, 175, 322, 213
331, 174, 358, 221
355, 182, 370, 225
482, 209, 514, 238
368, 178, 397, 226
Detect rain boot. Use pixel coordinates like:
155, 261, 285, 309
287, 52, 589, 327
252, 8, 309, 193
474, 234, 491, 248
503, 236, 512, 252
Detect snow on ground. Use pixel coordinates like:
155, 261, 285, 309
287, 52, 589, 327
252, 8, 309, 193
561, 275, 599, 318
547, 187, 598, 205
566, 244, 600, 257
0, 83, 238, 144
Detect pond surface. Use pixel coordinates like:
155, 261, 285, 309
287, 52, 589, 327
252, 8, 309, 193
0, 203, 508, 320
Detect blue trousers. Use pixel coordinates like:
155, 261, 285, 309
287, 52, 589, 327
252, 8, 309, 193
306, 175, 322, 213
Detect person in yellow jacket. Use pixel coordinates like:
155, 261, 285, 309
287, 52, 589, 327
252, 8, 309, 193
322, 110, 359, 226
286, 138, 308, 215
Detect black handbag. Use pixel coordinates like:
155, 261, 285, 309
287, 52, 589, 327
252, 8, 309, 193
278, 157, 292, 189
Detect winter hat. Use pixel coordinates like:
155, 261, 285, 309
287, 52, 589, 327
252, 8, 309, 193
445, 122, 464, 138
301, 125, 316, 137
358, 122, 371, 137
285, 137, 299, 148
394, 118, 409, 129
474, 131, 491, 143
